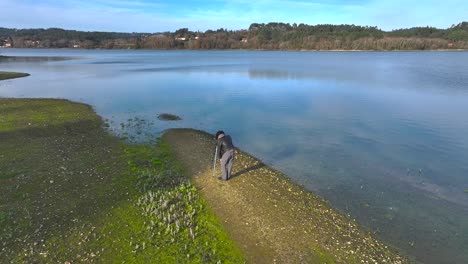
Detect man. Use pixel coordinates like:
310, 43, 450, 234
215, 130, 235, 181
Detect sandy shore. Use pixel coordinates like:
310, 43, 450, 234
163, 128, 409, 264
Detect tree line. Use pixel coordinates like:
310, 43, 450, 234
1, 22, 468, 50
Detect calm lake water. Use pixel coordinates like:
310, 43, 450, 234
1, 49, 468, 263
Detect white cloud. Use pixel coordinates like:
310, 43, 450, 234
0, 0, 176, 32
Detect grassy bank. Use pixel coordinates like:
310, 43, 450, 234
0, 98, 242, 263
0, 71, 30, 81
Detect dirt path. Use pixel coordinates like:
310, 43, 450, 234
163, 129, 408, 264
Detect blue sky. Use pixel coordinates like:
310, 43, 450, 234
0, 0, 467, 32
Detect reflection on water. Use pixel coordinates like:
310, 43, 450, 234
128, 63, 247, 73
1, 49, 468, 263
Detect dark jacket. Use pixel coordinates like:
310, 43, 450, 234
216, 135, 234, 158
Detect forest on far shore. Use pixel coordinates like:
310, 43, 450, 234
1, 22, 468, 50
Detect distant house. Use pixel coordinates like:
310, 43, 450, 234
194, 36, 199, 40
175, 37, 186, 41
241, 38, 248, 43
24, 40, 41, 47
0, 36, 13, 48
73, 44, 80, 48
447, 42, 454, 48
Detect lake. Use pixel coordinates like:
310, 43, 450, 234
1, 49, 468, 263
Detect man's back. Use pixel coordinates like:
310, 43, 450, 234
217, 134, 234, 157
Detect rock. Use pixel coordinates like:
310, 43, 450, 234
157, 113, 182, 121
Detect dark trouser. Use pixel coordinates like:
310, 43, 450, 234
220, 149, 235, 180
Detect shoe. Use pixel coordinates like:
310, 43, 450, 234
217, 177, 226, 181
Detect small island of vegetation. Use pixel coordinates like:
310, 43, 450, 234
0, 71, 30, 81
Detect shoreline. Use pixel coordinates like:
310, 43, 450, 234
163, 128, 409, 263
1, 47, 468, 52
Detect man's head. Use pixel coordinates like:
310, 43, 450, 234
215, 130, 225, 139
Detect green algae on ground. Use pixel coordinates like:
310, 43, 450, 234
97, 141, 244, 263
0, 98, 243, 263
0, 98, 126, 262
0, 71, 30, 81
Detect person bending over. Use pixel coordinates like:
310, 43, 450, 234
215, 130, 235, 181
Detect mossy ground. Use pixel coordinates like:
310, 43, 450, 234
0, 71, 30, 81
0, 98, 243, 263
